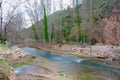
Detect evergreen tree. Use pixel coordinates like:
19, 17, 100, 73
43, 6, 49, 43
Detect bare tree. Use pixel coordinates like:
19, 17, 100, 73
0, 0, 25, 41
25, 0, 44, 41
7, 12, 24, 43
0, 0, 2, 40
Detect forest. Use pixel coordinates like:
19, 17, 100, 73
0, 0, 120, 80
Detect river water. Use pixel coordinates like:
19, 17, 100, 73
15, 47, 120, 80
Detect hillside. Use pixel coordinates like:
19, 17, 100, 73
23, 0, 120, 45
103, 0, 120, 44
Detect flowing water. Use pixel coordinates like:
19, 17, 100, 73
15, 47, 120, 80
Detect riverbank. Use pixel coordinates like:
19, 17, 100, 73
35, 44, 120, 66
1, 44, 120, 80
0, 45, 73, 80
17, 43, 120, 67
18, 43, 120, 60
20, 46, 120, 80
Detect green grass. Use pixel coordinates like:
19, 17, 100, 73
13, 62, 32, 68
0, 44, 8, 51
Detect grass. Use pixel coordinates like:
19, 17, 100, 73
13, 62, 32, 68
0, 44, 8, 51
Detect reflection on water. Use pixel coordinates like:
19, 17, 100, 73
18, 47, 120, 80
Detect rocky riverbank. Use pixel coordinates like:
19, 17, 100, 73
0, 45, 34, 80
0, 45, 73, 80
36, 44, 120, 65
17, 41, 120, 61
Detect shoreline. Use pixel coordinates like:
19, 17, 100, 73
17, 43, 120, 66
37, 46, 89, 58
32, 44, 120, 66
16, 44, 120, 70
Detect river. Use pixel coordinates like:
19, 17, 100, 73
15, 47, 120, 80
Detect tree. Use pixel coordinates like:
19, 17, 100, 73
81, 0, 113, 43
7, 12, 24, 43
25, 0, 52, 42
76, 0, 82, 43
31, 24, 39, 41
50, 24, 55, 43
0, 0, 25, 42
71, 0, 82, 45
59, 0, 63, 43
25, 0, 43, 41
43, 6, 49, 43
